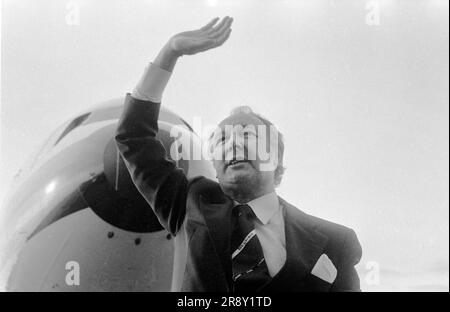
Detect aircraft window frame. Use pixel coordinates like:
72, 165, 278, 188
53, 112, 91, 146
24, 112, 90, 173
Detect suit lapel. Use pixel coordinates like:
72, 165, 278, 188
280, 197, 329, 278
197, 194, 330, 291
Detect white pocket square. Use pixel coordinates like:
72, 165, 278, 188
311, 254, 337, 284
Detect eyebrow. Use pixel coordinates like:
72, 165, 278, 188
209, 123, 260, 143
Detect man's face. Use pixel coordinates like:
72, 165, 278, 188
209, 113, 277, 200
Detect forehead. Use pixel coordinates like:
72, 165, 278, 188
218, 113, 265, 131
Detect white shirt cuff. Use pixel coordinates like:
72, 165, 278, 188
131, 62, 172, 102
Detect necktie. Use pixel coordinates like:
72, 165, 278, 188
231, 204, 271, 292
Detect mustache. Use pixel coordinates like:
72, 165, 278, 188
222, 149, 253, 163
225, 159, 251, 167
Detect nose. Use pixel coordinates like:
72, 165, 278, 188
224, 131, 245, 160
223, 135, 234, 160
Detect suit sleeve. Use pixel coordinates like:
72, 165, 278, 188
331, 229, 363, 292
115, 94, 188, 236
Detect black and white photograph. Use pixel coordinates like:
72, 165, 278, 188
0, 0, 448, 294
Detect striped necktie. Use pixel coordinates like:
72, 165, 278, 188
231, 204, 271, 292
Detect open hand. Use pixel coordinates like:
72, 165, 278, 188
168, 16, 233, 56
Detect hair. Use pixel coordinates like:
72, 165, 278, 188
218, 106, 286, 187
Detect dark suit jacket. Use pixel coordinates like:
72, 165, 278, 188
115, 94, 363, 292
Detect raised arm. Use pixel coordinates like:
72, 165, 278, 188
115, 17, 233, 235
132, 16, 233, 101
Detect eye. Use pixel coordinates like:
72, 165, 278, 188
213, 136, 225, 147
243, 131, 256, 138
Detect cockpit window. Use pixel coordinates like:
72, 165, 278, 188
19, 112, 91, 175
54, 113, 91, 146
180, 117, 194, 133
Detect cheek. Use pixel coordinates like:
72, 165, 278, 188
259, 170, 275, 183
248, 138, 270, 164
212, 160, 224, 172
211, 144, 225, 161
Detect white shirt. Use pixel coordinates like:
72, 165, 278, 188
235, 192, 286, 277
131, 63, 172, 102
132, 64, 287, 277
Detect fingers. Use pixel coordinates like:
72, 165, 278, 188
207, 28, 232, 50
208, 16, 233, 38
209, 16, 229, 33
200, 17, 220, 31
192, 16, 233, 54
217, 28, 232, 46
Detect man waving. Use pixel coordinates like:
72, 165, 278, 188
115, 17, 362, 292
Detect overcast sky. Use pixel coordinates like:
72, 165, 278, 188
1, 0, 449, 291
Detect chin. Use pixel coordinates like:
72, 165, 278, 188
228, 170, 254, 183
220, 171, 256, 194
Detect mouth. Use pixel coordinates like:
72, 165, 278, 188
226, 159, 251, 169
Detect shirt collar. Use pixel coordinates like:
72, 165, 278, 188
234, 192, 280, 225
